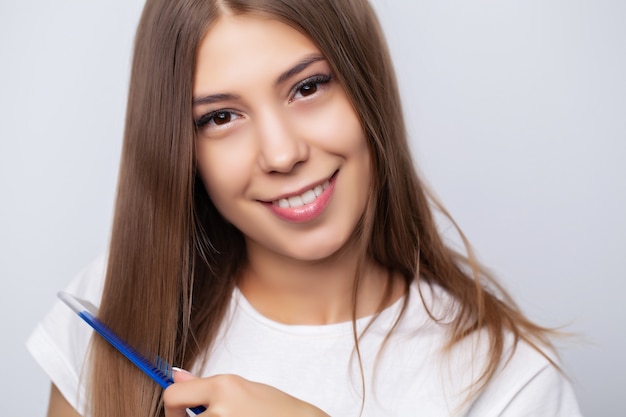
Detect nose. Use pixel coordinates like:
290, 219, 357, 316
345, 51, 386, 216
255, 108, 309, 174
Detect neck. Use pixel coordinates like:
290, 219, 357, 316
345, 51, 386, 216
237, 240, 403, 325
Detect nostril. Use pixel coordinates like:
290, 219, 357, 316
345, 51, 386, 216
266, 160, 305, 175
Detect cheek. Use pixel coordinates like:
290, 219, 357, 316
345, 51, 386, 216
195, 140, 248, 211
295, 94, 366, 156
302, 97, 372, 209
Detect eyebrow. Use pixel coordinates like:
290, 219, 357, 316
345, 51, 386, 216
192, 92, 240, 106
275, 54, 326, 86
192, 54, 326, 107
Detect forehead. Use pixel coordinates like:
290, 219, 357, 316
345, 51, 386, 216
194, 15, 321, 93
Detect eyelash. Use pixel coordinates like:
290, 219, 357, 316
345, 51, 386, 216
289, 73, 333, 102
194, 73, 333, 130
194, 109, 239, 130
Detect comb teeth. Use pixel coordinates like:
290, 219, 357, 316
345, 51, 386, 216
58, 292, 206, 414
155, 356, 174, 382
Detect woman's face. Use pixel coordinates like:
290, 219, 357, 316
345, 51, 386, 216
193, 14, 370, 262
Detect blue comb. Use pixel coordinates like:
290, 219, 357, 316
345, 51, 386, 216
58, 291, 207, 415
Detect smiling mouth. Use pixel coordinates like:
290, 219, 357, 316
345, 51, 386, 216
271, 180, 331, 208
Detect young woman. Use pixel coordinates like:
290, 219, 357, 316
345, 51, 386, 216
28, 1, 582, 416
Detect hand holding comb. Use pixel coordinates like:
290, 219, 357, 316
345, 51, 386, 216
58, 291, 207, 415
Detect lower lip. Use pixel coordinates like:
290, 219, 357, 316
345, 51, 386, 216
265, 174, 336, 223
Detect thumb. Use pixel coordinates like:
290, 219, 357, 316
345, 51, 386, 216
171, 367, 198, 383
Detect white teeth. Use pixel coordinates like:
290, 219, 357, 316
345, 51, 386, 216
288, 195, 304, 207
302, 190, 316, 204
272, 180, 330, 208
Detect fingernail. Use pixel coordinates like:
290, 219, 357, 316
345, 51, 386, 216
171, 366, 192, 375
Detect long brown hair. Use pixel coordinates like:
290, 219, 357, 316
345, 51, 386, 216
88, 1, 555, 416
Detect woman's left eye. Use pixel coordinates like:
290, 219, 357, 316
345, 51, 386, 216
291, 74, 333, 101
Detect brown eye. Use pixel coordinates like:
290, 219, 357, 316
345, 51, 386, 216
291, 74, 332, 101
298, 83, 318, 97
195, 110, 242, 130
213, 111, 232, 125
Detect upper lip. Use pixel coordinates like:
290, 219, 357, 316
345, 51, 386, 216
260, 170, 337, 203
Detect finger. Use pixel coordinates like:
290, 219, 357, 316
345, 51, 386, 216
163, 378, 210, 417
164, 369, 206, 417
172, 367, 198, 383
162, 389, 191, 417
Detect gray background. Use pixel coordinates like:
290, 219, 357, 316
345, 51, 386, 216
1, 0, 624, 415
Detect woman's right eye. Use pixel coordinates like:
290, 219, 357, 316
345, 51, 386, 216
195, 110, 242, 130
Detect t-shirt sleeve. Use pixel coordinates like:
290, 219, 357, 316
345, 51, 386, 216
467, 341, 583, 417
497, 363, 583, 416
26, 254, 107, 415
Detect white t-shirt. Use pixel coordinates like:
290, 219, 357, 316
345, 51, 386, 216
27, 255, 582, 416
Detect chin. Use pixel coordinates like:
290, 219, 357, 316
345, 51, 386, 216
283, 233, 357, 263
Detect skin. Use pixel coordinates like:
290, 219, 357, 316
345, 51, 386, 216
47, 12, 403, 417
165, 13, 399, 416
192, 13, 398, 327
47, 384, 80, 417
164, 370, 328, 417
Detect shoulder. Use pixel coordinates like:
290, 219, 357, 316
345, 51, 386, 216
467, 339, 583, 416
67, 253, 108, 306
399, 281, 582, 416
26, 254, 108, 416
